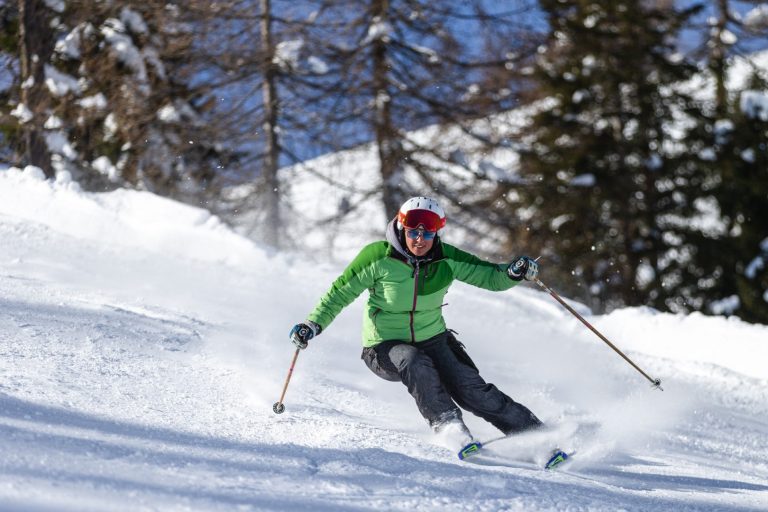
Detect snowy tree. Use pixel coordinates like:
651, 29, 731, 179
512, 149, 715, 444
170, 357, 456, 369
703, 73, 768, 323
673, 1, 768, 323
348, 0, 530, 215
298, 0, 542, 219
179, 0, 346, 249
514, 0, 711, 313
210, 0, 542, 250
1, 1, 230, 202
697, 0, 768, 117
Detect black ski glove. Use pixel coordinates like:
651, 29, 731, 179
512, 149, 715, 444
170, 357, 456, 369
507, 256, 539, 281
289, 321, 321, 349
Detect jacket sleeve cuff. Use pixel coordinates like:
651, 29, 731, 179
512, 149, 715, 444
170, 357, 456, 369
306, 320, 322, 336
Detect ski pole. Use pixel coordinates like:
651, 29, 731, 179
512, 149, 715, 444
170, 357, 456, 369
533, 277, 663, 391
273, 348, 301, 414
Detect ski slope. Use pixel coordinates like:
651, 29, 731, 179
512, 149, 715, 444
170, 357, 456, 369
1, 166, 767, 511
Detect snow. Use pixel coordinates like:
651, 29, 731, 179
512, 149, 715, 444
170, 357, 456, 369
104, 113, 118, 140
44, 115, 63, 129
273, 40, 303, 70
719, 29, 738, 46
412, 44, 440, 64
1, 165, 767, 511
745, 255, 765, 280
55, 27, 83, 60
646, 152, 663, 170
569, 173, 595, 187
691, 196, 728, 238
121, 7, 149, 35
237, 50, 768, 268
744, 4, 768, 29
308, 55, 329, 75
20, 75, 35, 89
572, 89, 588, 103
741, 147, 756, 162
142, 46, 167, 81
230, 100, 545, 262
45, 131, 77, 160
364, 18, 394, 44
726, 51, 768, 91
101, 19, 149, 86
714, 118, 734, 142
709, 294, 741, 315
43, 0, 65, 13
78, 93, 108, 110
741, 90, 768, 121
44, 64, 82, 97
10, 103, 33, 124
91, 156, 119, 181
157, 104, 181, 123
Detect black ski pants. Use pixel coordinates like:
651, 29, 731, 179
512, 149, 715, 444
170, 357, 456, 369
361, 330, 542, 434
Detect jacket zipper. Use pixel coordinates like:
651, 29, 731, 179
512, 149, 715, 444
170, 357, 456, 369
409, 260, 420, 343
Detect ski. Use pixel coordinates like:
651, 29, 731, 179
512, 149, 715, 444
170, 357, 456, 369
458, 441, 573, 470
544, 449, 570, 470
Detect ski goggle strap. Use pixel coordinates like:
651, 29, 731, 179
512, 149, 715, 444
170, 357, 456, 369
400, 209, 444, 232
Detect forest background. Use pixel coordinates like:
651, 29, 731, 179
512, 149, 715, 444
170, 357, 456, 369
1, 0, 767, 323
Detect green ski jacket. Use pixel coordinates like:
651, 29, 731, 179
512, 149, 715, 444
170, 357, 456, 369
307, 220, 518, 347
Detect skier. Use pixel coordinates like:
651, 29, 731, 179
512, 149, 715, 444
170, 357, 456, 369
289, 196, 543, 450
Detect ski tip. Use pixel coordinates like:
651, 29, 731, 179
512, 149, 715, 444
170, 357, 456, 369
458, 441, 483, 460
544, 449, 570, 470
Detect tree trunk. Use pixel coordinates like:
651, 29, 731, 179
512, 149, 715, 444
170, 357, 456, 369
17, 0, 54, 177
260, 0, 281, 248
371, 0, 404, 218
711, 0, 729, 118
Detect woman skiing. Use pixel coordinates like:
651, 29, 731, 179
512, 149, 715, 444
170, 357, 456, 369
289, 196, 543, 450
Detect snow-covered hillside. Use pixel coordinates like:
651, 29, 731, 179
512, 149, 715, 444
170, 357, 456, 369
1, 166, 767, 511
231, 51, 768, 265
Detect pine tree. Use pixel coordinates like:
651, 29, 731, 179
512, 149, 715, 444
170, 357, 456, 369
675, 0, 768, 323
515, 0, 708, 312
706, 73, 768, 322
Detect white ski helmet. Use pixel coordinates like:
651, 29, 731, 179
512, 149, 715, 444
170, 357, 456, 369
397, 196, 446, 232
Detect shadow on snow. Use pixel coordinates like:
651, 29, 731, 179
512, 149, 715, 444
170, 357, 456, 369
0, 394, 765, 511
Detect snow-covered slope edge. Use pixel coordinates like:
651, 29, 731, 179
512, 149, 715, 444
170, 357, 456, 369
1, 166, 767, 511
